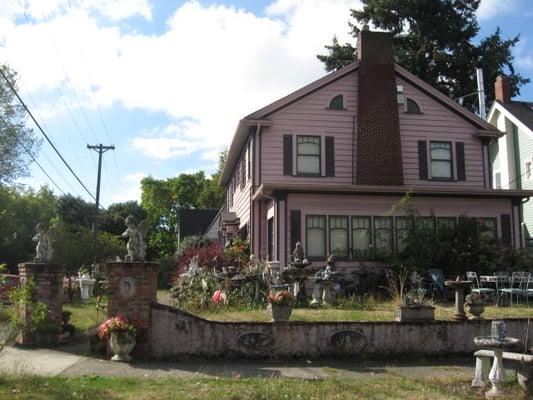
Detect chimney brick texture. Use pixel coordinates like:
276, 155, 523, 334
495, 75, 511, 103
356, 30, 404, 186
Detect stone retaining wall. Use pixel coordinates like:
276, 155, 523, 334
150, 303, 533, 359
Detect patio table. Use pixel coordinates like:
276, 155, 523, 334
479, 276, 510, 306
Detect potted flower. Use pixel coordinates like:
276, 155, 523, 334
267, 291, 295, 322
98, 315, 145, 362
465, 293, 485, 319
395, 288, 435, 322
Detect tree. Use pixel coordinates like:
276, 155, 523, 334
0, 64, 41, 185
99, 201, 147, 236
56, 194, 94, 229
317, 0, 529, 112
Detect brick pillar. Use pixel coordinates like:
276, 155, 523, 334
106, 261, 158, 333
17, 262, 65, 345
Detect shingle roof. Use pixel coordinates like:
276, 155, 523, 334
496, 100, 533, 132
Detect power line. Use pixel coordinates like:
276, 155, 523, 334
0, 68, 97, 202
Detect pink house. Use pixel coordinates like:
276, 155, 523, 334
219, 29, 533, 270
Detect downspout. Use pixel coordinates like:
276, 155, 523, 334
251, 123, 262, 258
521, 197, 530, 248
512, 124, 521, 190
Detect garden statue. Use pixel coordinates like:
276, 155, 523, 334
288, 242, 311, 268
310, 255, 339, 306
182, 255, 201, 279
248, 254, 262, 275
33, 223, 54, 263
122, 215, 148, 262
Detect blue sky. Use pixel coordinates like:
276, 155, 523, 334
0, 0, 532, 206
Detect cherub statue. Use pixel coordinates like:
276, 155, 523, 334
122, 215, 148, 262
248, 254, 262, 275
293, 242, 305, 262
33, 223, 54, 263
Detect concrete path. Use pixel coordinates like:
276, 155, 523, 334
0, 342, 483, 381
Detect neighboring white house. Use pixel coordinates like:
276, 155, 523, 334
488, 75, 533, 246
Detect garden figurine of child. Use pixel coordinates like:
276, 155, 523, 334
33, 223, 54, 262
122, 215, 148, 262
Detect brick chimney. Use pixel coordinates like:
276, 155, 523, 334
494, 75, 512, 103
356, 28, 403, 186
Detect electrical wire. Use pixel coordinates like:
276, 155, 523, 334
0, 68, 98, 203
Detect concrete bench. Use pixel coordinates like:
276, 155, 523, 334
473, 349, 533, 388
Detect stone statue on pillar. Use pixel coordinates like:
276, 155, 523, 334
33, 223, 54, 263
122, 215, 148, 262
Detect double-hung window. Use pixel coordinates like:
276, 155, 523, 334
329, 216, 348, 259
297, 136, 321, 175
306, 215, 326, 259
479, 217, 498, 240
374, 217, 393, 257
430, 141, 452, 179
352, 216, 371, 260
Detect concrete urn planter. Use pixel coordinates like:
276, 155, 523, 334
269, 304, 293, 322
395, 305, 435, 322
465, 303, 485, 319
109, 331, 136, 362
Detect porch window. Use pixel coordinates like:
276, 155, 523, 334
374, 216, 393, 257
417, 216, 435, 234
352, 216, 371, 260
306, 215, 326, 259
479, 217, 498, 240
430, 141, 452, 179
395, 217, 412, 253
297, 136, 321, 175
329, 216, 348, 259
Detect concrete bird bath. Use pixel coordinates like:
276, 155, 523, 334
474, 321, 520, 399
445, 276, 472, 321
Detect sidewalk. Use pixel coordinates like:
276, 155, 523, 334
0, 343, 480, 381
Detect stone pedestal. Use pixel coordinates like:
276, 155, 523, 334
17, 262, 65, 346
106, 262, 159, 323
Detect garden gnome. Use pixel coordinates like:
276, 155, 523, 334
122, 215, 148, 262
33, 223, 54, 262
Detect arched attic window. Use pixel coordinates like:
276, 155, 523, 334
327, 94, 344, 110
406, 98, 421, 113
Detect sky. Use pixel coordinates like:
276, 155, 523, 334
1, 0, 533, 207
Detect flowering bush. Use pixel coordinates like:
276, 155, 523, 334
224, 237, 249, 269
267, 291, 295, 306
97, 315, 146, 341
172, 240, 226, 285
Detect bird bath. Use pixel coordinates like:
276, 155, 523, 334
78, 273, 96, 302
444, 276, 472, 321
474, 327, 520, 399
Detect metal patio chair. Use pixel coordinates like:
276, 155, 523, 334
499, 271, 530, 306
466, 271, 496, 299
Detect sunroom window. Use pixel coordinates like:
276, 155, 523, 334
352, 216, 371, 260
306, 215, 326, 258
329, 216, 348, 259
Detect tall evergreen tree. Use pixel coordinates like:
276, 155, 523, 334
317, 0, 529, 112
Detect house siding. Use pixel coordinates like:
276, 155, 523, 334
227, 140, 253, 230
260, 71, 357, 185
259, 72, 488, 189
518, 127, 533, 240
397, 77, 485, 188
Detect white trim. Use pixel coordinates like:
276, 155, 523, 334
488, 101, 533, 139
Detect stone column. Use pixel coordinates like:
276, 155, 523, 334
17, 262, 65, 345
106, 261, 159, 355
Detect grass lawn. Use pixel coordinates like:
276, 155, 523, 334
194, 301, 533, 322
0, 373, 524, 400
63, 293, 533, 333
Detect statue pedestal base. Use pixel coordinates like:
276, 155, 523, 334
17, 262, 65, 346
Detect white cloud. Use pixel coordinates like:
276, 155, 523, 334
477, 0, 517, 20
1, 0, 356, 163
110, 172, 146, 202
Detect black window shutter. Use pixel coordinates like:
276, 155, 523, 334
283, 135, 293, 176
456, 142, 465, 181
501, 214, 512, 247
418, 141, 428, 180
325, 136, 335, 177
290, 210, 301, 252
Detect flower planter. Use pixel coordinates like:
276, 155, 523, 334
269, 304, 293, 322
395, 305, 435, 322
109, 331, 136, 362
466, 303, 485, 319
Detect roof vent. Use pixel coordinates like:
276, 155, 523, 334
396, 85, 406, 105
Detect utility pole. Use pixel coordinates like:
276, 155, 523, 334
87, 143, 115, 264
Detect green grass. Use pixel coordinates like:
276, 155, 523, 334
0, 373, 524, 400
194, 301, 533, 322
64, 299, 106, 333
